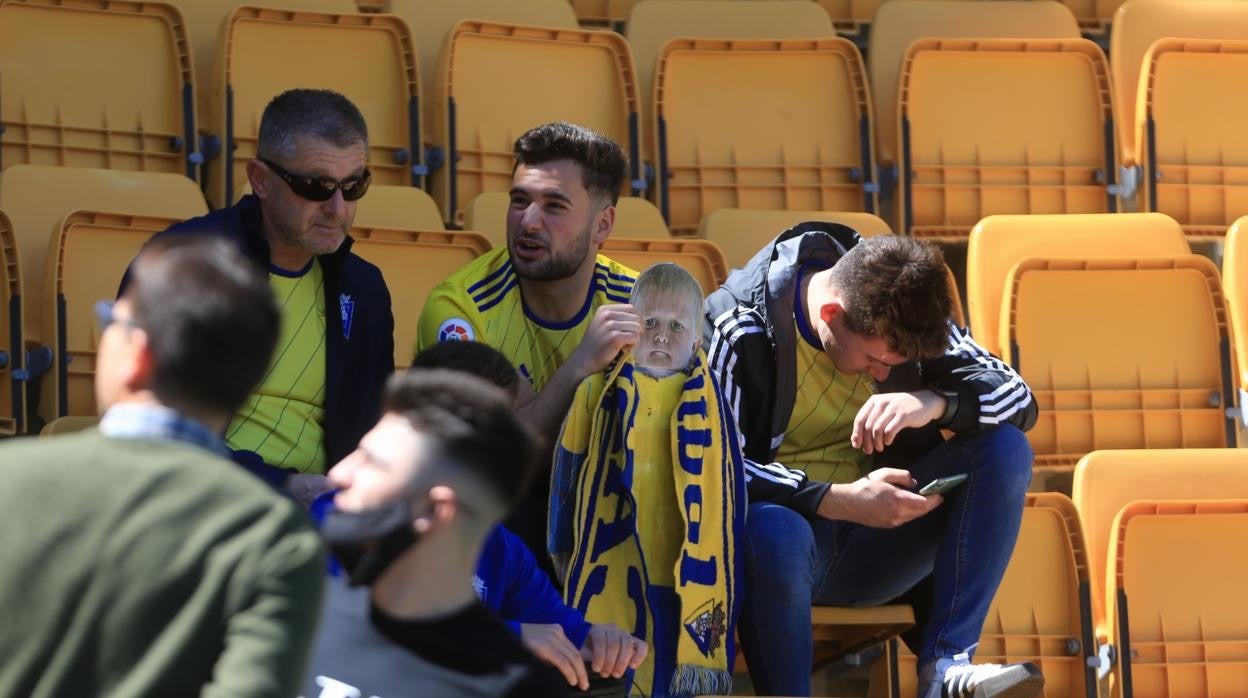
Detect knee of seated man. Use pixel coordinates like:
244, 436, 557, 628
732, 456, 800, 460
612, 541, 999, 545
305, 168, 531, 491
744, 502, 816, 575
967, 424, 1033, 491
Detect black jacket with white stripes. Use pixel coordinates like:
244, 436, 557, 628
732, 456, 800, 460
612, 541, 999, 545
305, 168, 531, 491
703, 222, 1037, 518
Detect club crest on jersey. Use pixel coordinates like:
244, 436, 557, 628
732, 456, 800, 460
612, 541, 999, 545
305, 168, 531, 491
339, 294, 355, 339
683, 598, 727, 657
437, 317, 475, 342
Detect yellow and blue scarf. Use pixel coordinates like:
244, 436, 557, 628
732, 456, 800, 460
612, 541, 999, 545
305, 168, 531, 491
549, 350, 745, 697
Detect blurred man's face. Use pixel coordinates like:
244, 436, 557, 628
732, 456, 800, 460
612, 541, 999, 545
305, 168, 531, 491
94, 298, 145, 413
327, 413, 427, 512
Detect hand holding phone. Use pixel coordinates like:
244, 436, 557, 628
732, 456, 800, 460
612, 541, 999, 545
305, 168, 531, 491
916, 473, 968, 496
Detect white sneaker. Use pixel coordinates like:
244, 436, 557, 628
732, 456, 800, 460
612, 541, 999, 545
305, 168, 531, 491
940, 660, 1044, 698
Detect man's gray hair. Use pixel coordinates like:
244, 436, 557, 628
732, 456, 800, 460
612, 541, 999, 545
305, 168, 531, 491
257, 88, 369, 161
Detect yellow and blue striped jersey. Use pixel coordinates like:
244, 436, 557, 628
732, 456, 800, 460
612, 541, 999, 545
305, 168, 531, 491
227, 262, 327, 473
416, 248, 638, 391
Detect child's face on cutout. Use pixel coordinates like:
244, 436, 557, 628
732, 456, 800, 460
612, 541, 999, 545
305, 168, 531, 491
633, 291, 700, 374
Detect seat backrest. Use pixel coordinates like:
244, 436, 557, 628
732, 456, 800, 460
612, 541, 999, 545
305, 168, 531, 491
898, 38, 1115, 241
0, 165, 208, 349
348, 228, 491, 369
1109, 499, 1248, 698
1110, 0, 1248, 165
698, 208, 891, 270
0, 0, 198, 179
978, 492, 1096, 698
569, 0, 639, 29
164, 0, 359, 133
1136, 38, 1248, 239
1072, 449, 1248, 640
870, 0, 1080, 168
464, 193, 668, 249
1058, 0, 1127, 34
211, 6, 420, 208
1222, 216, 1248, 389
599, 238, 727, 293
387, 0, 578, 149
967, 213, 1189, 357
0, 211, 22, 435
1004, 256, 1234, 470
38, 415, 99, 437
353, 185, 445, 231
626, 0, 834, 140
46, 212, 176, 418
655, 36, 874, 234
432, 20, 640, 226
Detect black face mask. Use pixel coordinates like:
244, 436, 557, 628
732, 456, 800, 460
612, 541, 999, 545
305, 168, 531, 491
321, 499, 420, 587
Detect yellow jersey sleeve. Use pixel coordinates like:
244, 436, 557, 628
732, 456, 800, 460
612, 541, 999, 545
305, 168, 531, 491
415, 280, 485, 356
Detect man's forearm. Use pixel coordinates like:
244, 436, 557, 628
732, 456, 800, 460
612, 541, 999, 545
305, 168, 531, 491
516, 361, 586, 446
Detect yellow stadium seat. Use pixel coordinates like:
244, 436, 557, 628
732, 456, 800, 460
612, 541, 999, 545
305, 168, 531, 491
0, 0, 199, 179
431, 20, 641, 226
1108, 500, 1248, 698
654, 36, 876, 235
353, 185, 445, 231
887, 493, 1098, 698
625, 0, 835, 157
46, 212, 177, 418
355, 0, 385, 10
812, 604, 913, 680
39, 415, 99, 437
599, 238, 727, 294
898, 38, 1117, 241
1072, 450, 1248, 646
1110, 0, 1248, 168
388, 0, 578, 152
464, 192, 668, 249
1135, 38, 1248, 240
1222, 217, 1248, 413
869, 1, 1081, 171
568, 0, 637, 29
348, 228, 491, 369
0, 212, 22, 435
698, 209, 891, 269
967, 213, 1189, 358
209, 6, 421, 208
1058, 0, 1127, 35
165, 0, 359, 133
1003, 256, 1235, 477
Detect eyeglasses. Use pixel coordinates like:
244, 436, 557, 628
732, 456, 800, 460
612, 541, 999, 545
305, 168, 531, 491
95, 300, 139, 332
259, 156, 371, 202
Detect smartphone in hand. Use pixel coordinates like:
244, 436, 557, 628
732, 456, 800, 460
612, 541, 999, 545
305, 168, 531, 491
916, 473, 968, 496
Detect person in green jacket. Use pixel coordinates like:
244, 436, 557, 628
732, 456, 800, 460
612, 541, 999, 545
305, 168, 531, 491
0, 235, 326, 697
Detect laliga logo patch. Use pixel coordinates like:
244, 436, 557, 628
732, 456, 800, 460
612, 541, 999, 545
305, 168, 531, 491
339, 294, 355, 340
683, 598, 727, 658
437, 317, 475, 342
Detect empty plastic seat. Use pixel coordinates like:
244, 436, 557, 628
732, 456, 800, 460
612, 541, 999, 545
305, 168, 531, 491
1135, 38, 1248, 239
1004, 256, 1235, 476
349, 229, 491, 369
599, 238, 727, 293
967, 213, 1189, 357
698, 209, 890, 269
1109, 500, 1248, 698
464, 192, 667, 249
870, 1, 1081, 171
46, 212, 177, 418
432, 20, 641, 226
1072, 449, 1248, 652
0, 212, 22, 435
898, 38, 1117, 240
0, 166, 208, 425
1059, 0, 1127, 35
568, 0, 637, 29
655, 36, 875, 235
210, 6, 421, 208
1222, 216, 1248, 403
1110, 0, 1248, 168
0, 0, 199, 178
165, 0, 359, 132
353, 185, 445, 231
388, 0, 578, 154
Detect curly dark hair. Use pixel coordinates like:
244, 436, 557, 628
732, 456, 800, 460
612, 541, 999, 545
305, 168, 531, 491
828, 236, 952, 360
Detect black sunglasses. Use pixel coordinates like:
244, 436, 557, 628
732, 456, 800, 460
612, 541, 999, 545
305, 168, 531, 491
259, 156, 371, 202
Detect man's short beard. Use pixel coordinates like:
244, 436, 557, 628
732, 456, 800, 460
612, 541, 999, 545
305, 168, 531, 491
512, 222, 594, 282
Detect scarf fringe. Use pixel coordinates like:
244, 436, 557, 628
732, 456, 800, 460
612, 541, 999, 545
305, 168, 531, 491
669, 664, 733, 697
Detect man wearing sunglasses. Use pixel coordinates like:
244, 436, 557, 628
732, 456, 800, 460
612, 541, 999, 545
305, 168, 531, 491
123, 88, 394, 505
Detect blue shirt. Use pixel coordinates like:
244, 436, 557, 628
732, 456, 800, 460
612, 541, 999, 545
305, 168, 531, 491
99, 403, 229, 457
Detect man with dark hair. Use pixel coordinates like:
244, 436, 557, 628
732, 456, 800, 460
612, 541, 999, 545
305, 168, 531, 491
704, 224, 1041, 698
417, 120, 641, 571
125, 87, 394, 503
302, 370, 569, 698
0, 236, 325, 697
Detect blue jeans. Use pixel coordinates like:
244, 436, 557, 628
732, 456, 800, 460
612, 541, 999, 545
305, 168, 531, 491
736, 426, 1033, 696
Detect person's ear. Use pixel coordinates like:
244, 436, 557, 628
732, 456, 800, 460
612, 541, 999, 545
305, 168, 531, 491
819, 301, 845, 326
123, 329, 155, 393
414, 485, 457, 535
591, 202, 614, 246
245, 159, 271, 200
